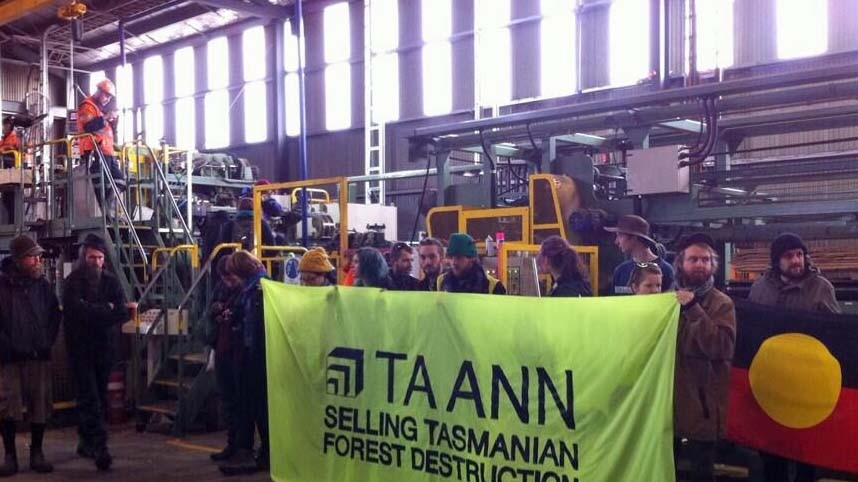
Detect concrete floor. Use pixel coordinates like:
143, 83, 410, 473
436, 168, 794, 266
6, 425, 270, 481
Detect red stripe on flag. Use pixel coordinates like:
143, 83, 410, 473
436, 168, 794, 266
727, 367, 858, 473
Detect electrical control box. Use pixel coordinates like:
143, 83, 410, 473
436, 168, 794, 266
626, 145, 690, 195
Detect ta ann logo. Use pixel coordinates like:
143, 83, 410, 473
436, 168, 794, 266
327, 347, 365, 398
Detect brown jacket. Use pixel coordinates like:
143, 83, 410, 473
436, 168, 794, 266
674, 287, 736, 442
748, 268, 840, 314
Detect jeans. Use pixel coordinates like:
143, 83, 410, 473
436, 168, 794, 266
69, 349, 113, 450
215, 354, 242, 450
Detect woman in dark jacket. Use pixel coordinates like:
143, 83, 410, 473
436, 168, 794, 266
353, 247, 392, 289
538, 235, 592, 297
218, 251, 269, 476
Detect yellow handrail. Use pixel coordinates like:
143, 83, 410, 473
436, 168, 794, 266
0, 149, 22, 169
152, 244, 200, 270
258, 245, 309, 274
253, 177, 349, 283
290, 188, 330, 204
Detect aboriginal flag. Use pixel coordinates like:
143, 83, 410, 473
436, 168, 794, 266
727, 299, 858, 473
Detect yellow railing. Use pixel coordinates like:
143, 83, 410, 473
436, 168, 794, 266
258, 245, 309, 274
152, 244, 200, 270
253, 177, 349, 283
498, 242, 600, 296
290, 188, 330, 205
0, 148, 22, 168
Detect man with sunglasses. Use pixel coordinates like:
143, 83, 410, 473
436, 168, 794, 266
605, 214, 675, 295
388, 243, 419, 291
0, 236, 61, 476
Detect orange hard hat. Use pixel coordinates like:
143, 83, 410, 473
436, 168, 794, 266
96, 78, 116, 96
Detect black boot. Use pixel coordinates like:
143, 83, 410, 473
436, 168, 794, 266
0, 421, 17, 477
94, 446, 112, 471
210, 445, 236, 462
76, 441, 96, 459
28, 424, 52, 473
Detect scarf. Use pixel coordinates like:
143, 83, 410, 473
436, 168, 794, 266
676, 272, 715, 299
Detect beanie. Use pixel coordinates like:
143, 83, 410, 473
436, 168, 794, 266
81, 233, 108, 254
298, 247, 335, 274
447, 233, 478, 258
9, 235, 43, 259
770, 233, 808, 270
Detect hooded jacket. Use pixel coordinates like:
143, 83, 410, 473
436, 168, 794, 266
62, 266, 128, 355
748, 267, 840, 314
0, 257, 61, 363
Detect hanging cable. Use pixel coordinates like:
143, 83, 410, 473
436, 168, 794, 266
479, 129, 498, 208
409, 143, 433, 243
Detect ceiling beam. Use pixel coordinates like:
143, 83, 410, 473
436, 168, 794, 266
193, 0, 293, 18
0, 0, 57, 27
658, 119, 702, 133
81, 3, 210, 50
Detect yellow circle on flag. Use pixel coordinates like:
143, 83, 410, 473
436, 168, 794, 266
749, 333, 841, 429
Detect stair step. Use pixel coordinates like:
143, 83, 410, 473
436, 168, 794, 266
138, 400, 178, 417
169, 352, 208, 365
153, 376, 196, 389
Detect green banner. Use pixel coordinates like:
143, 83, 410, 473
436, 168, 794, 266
263, 280, 679, 482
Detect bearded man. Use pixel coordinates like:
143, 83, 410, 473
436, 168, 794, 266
63, 234, 132, 472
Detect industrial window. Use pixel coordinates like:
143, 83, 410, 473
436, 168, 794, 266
688, 0, 734, 72
323, 2, 351, 131
116, 64, 134, 143
205, 90, 230, 149
283, 19, 301, 137
174, 97, 196, 150
369, 0, 399, 122
174, 46, 195, 149
206, 36, 230, 148
776, 0, 827, 60
88, 70, 105, 95
243, 81, 268, 143
143, 55, 164, 146
609, 0, 650, 86
421, 0, 452, 116
243, 25, 268, 143
207, 36, 229, 90
174, 46, 195, 97
475, 0, 511, 105
144, 104, 164, 146
540, 0, 576, 98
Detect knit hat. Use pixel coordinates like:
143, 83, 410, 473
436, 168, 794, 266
9, 235, 44, 259
81, 233, 108, 254
298, 247, 334, 274
675, 232, 716, 253
447, 233, 478, 258
770, 233, 808, 269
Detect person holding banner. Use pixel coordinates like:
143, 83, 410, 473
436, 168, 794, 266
537, 235, 592, 297
672, 233, 736, 482
748, 233, 839, 482
416, 237, 445, 291
629, 262, 663, 295
298, 247, 335, 287
219, 251, 269, 476
436, 233, 506, 295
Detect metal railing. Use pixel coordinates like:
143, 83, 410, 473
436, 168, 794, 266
130, 242, 241, 403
